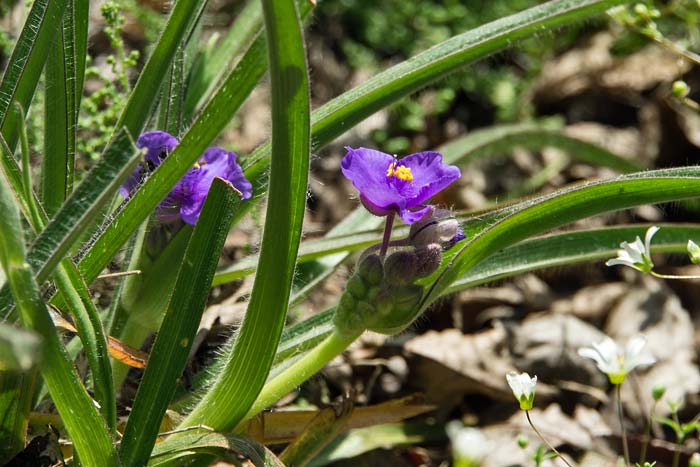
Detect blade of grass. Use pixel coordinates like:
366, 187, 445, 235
53, 261, 116, 433
184, 0, 262, 117
0, 141, 117, 466
179, 0, 310, 433
119, 179, 242, 467
0, 0, 68, 150
42, 0, 83, 215
445, 224, 700, 293
439, 121, 645, 173
421, 166, 700, 313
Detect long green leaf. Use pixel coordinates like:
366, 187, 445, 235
184, 0, 262, 117
179, 0, 311, 432
119, 179, 241, 467
42, 0, 80, 217
422, 167, 700, 313
0, 138, 116, 466
446, 224, 700, 293
53, 261, 116, 433
0, 0, 68, 149
439, 121, 645, 173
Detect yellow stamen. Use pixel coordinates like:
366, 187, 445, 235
193, 160, 207, 170
386, 162, 413, 182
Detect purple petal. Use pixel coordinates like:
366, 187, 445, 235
119, 163, 144, 197
398, 205, 432, 224
176, 147, 252, 225
136, 131, 179, 166
398, 151, 461, 207
341, 147, 406, 211
121, 131, 179, 198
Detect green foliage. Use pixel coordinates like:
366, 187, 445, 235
315, 0, 583, 151
78, 2, 140, 160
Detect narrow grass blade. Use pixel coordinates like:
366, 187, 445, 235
0, 0, 68, 149
53, 261, 116, 433
185, 0, 262, 117
42, 0, 80, 216
422, 167, 700, 313
180, 0, 311, 432
0, 130, 138, 320
0, 140, 117, 466
119, 179, 241, 467
446, 224, 700, 293
0, 370, 35, 458
439, 121, 645, 173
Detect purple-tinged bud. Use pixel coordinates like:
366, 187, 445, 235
414, 244, 443, 278
384, 250, 418, 285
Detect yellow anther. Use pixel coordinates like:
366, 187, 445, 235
386, 162, 413, 182
193, 160, 207, 170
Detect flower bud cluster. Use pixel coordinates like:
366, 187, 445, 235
334, 211, 464, 336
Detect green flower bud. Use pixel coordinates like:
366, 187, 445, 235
673, 80, 690, 99
687, 240, 700, 264
366, 284, 423, 334
346, 274, 367, 299
652, 384, 666, 401
384, 250, 418, 285
334, 292, 364, 336
517, 435, 529, 449
358, 254, 383, 286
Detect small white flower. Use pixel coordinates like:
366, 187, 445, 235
506, 371, 537, 410
578, 335, 655, 385
446, 421, 490, 466
605, 226, 659, 273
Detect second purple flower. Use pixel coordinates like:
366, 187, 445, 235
120, 131, 253, 225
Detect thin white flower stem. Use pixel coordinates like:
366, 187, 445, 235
379, 213, 395, 257
650, 271, 700, 280
616, 384, 631, 467
525, 411, 574, 467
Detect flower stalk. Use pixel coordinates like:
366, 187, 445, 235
379, 213, 395, 257
616, 384, 631, 467
525, 411, 574, 467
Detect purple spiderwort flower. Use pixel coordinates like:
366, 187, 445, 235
120, 131, 253, 225
341, 147, 461, 224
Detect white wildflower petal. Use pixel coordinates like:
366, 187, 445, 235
447, 423, 491, 462
579, 334, 655, 382
605, 258, 639, 270
644, 226, 660, 255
